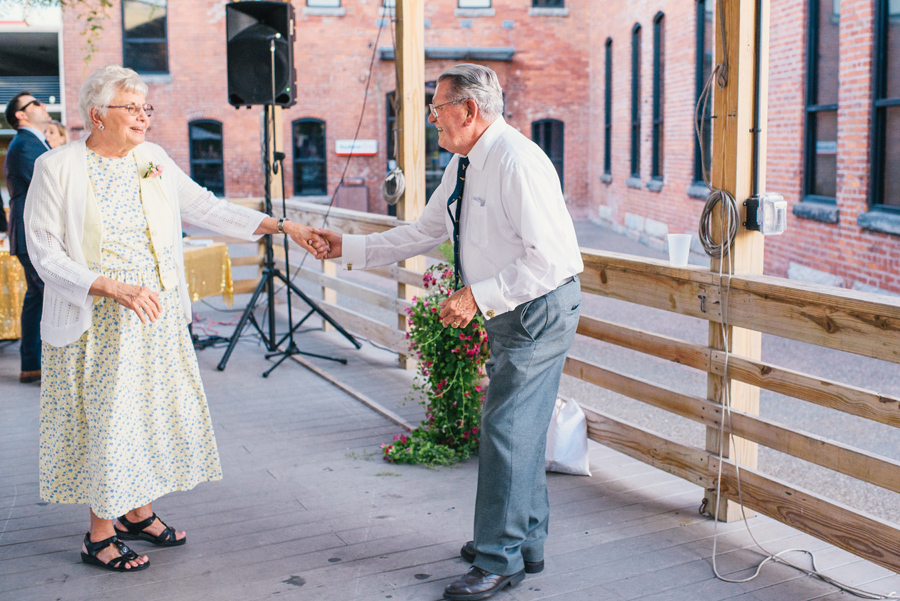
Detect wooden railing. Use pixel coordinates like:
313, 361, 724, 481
223, 199, 900, 574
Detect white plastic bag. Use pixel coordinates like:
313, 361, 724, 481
545, 397, 592, 476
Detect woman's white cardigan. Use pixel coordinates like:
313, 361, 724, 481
24, 139, 265, 347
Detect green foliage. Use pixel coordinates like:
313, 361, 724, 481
381, 263, 489, 468
30, 0, 114, 66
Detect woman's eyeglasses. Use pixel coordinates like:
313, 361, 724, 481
106, 103, 154, 117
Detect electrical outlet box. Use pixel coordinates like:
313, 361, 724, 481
744, 192, 787, 236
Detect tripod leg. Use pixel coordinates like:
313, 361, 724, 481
217, 272, 271, 371
262, 351, 293, 378
275, 269, 362, 349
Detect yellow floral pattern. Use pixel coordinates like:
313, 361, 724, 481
39, 150, 222, 519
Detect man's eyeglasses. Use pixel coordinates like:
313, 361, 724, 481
428, 98, 470, 119
18, 99, 43, 112
106, 103, 154, 117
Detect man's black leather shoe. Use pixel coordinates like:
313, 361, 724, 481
459, 541, 544, 574
443, 566, 526, 601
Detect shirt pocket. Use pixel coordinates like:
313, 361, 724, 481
465, 197, 490, 246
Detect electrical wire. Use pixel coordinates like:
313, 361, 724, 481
699, 5, 896, 596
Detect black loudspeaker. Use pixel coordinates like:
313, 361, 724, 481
226, 1, 296, 107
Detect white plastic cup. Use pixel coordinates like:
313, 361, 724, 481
667, 234, 692, 267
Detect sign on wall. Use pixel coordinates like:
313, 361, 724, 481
336, 140, 378, 156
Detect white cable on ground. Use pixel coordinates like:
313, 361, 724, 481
698, 4, 897, 596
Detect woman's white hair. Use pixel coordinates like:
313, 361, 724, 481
437, 64, 504, 120
78, 65, 148, 131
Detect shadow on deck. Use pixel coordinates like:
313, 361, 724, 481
1, 318, 897, 601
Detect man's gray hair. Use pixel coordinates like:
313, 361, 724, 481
78, 65, 148, 131
438, 64, 504, 120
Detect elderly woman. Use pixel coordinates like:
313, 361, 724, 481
44, 119, 68, 149
25, 65, 326, 572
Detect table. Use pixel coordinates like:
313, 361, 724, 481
182, 241, 234, 307
0, 248, 26, 340
0, 241, 234, 340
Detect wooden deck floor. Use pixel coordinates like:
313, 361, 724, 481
1, 322, 898, 601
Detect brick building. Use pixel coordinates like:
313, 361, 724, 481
55, 0, 590, 217
9, 0, 897, 295
590, 0, 900, 294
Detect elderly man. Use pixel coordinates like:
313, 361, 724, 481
317, 63, 582, 600
4, 91, 52, 383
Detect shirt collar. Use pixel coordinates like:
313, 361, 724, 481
20, 126, 49, 147
462, 117, 507, 171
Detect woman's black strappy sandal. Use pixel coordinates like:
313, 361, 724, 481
115, 512, 186, 547
80, 533, 149, 572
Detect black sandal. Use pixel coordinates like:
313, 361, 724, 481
80, 533, 149, 572
115, 512, 186, 547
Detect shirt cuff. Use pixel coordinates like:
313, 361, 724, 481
470, 277, 513, 321
342, 234, 367, 271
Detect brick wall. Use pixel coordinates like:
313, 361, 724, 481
588, 0, 900, 295
61, 0, 590, 217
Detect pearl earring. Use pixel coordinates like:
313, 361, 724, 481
98, 124, 104, 130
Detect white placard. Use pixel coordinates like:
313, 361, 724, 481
336, 140, 378, 156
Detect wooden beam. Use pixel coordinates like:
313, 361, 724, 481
704, 0, 770, 521
395, 0, 426, 369
713, 459, 900, 574
566, 355, 900, 496
576, 315, 900, 428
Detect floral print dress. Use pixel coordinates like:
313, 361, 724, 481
39, 149, 222, 519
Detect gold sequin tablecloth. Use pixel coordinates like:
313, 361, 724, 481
182, 242, 234, 307
0, 242, 233, 340
0, 249, 26, 340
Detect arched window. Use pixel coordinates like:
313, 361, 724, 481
188, 120, 224, 196
631, 23, 642, 179
604, 38, 613, 176
652, 12, 665, 181
532, 119, 564, 190
292, 118, 327, 196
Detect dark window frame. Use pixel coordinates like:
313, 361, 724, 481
651, 12, 665, 181
532, 0, 565, 7
121, 0, 169, 75
188, 119, 225, 197
803, 0, 840, 204
604, 38, 613, 175
292, 118, 328, 197
532, 118, 565, 190
693, 0, 713, 185
631, 23, 642, 179
871, 0, 900, 212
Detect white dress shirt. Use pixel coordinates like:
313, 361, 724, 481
342, 118, 583, 319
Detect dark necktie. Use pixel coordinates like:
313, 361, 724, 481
446, 156, 470, 290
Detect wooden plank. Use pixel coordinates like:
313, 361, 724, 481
566, 355, 900, 495
288, 355, 414, 432
713, 459, 900, 574
579, 252, 721, 322
578, 250, 900, 365
579, 405, 711, 489
576, 316, 900, 428
233, 278, 260, 295
277, 260, 412, 316
230, 255, 263, 267
720, 275, 900, 365
290, 297, 409, 355
576, 315, 711, 371
367, 264, 427, 288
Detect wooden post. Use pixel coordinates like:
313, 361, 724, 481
704, 0, 769, 522
394, 0, 426, 369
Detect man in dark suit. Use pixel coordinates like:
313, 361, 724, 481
4, 92, 51, 383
